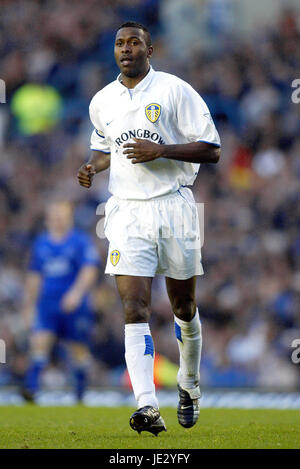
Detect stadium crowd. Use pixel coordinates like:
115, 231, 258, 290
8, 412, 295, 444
0, 0, 300, 392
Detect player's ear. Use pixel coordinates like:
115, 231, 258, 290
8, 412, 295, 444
147, 46, 153, 60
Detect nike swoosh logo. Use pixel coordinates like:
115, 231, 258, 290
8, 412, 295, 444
106, 120, 113, 126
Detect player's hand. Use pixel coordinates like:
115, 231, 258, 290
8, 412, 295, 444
77, 163, 96, 188
123, 138, 162, 164
61, 289, 82, 313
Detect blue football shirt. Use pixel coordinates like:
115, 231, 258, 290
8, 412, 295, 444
28, 229, 100, 309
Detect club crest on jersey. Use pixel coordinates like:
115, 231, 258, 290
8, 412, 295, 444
145, 103, 161, 123
110, 250, 120, 266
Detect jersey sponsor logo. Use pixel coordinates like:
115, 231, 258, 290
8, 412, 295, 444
115, 129, 165, 147
110, 250, 120, 266
44, 258, 71, 276
145, 103, 161, 123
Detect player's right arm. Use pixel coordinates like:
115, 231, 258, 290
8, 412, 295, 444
22, 237, 44, 329
77, 151, 110, 188
78, 96, 111, 188
22, 272, 41, 329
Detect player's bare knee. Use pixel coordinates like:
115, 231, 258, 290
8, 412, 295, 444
70, 344, 90, 364
31, 335, 50, 355
172, 299, 196, 322
123, 298, 151, 324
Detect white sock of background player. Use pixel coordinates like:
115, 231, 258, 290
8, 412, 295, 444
174, 308, 202, 391
125, 323, 159, 409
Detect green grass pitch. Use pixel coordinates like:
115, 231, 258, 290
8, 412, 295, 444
0, 406, 299, 449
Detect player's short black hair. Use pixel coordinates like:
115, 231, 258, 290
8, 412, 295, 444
117, 22, 152, 47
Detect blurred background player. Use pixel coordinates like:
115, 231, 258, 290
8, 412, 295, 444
21, 200, 100, 402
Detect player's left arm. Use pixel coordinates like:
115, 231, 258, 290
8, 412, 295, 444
123, 138, 220, 164
22, 272, 42, 329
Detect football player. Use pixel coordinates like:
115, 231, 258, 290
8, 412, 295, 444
78, 22, 220, 434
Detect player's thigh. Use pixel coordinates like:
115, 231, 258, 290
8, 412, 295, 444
30, 330, 56, 355
104, 198, 158, 277
157, 188, 203, 279
115, 275, 153, 323
165, 276, 197, 321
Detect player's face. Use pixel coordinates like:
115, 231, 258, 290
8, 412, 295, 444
46, 202, 73, 234
114, 27, 152, 78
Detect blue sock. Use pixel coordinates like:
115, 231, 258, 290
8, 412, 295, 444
25, 356, 48, 394
73, 366, 88, 401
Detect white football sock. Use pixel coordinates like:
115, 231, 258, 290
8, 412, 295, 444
125, 323, 159, 409
174, 308, 202, 390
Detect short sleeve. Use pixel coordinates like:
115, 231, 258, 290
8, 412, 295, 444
89, 100, 111, 154
175, 82, 221, 147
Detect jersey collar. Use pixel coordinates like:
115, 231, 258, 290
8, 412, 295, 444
117, 65, 155, 94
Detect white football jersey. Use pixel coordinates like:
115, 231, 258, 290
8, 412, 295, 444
89, 66, 220, 200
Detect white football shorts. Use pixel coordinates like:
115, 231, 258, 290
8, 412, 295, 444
104, 187, 204, 280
